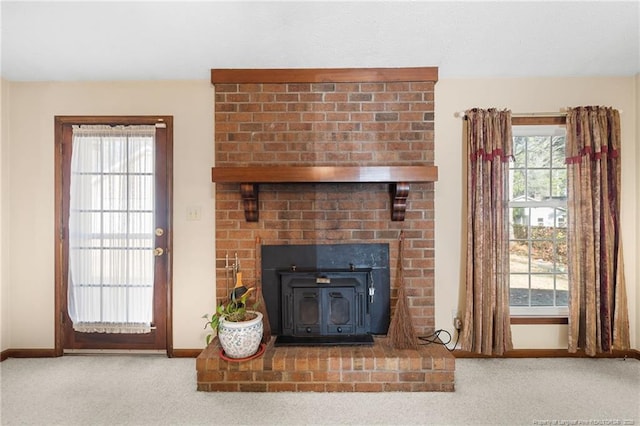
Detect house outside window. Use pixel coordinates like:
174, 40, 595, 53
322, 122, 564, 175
509, 124, 568, 317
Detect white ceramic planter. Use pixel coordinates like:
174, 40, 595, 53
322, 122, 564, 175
218, 311, 263, 359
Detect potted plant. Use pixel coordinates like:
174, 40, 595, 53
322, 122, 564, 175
203, 285, 264, 359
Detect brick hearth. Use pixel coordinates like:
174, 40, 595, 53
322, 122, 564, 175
196, 337, 455, 392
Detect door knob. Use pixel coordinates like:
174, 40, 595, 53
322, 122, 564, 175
155, 228, 164, 236
154, 248, 164, 257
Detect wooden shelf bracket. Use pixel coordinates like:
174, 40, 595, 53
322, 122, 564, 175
239, 183, 259, 222
390, 182, 411, 221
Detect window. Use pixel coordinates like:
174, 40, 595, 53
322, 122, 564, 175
508, 123, 568, 316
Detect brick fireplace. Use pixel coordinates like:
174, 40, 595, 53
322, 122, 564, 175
212, 68, 437, 334
197, 67, 454, 392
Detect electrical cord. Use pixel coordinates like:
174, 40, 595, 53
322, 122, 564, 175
417, 328, 460, 352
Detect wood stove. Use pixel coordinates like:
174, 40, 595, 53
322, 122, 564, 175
277, 268, 373, 345
261, 243, 390, 346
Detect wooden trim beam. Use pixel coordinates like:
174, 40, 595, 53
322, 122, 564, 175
1, 349, 58, 361
512, 116, 566, 126
171, 349, 204, 358
211, 67, 438, 84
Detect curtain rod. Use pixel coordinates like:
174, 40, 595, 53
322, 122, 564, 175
454, 109, 623, 119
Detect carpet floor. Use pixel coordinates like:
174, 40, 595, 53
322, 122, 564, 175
1, 355, 639, 425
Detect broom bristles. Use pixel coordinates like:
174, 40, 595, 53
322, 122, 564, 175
254, 236, 271, 344
387, 230, 418, 349
388, 285, 418, 349
256, 286, 271, 344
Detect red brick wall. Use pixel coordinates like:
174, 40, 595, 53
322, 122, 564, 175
214, 80, 436, 335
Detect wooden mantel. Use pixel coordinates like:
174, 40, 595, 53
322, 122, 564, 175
211, 166, 438, 222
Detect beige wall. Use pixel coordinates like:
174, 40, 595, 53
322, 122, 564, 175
3, 80, 215, 350
1, 78, 9, 352
636, 73, 640, 350
435, 76, 638, 349
2, 76, 638, 351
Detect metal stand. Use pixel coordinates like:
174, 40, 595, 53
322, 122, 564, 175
220, 252, 239, 302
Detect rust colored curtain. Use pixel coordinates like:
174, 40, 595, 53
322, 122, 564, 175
461, 108, 514, 355
566, 106, 630, 356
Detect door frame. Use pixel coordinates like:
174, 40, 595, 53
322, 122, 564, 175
54, 116, 174, 357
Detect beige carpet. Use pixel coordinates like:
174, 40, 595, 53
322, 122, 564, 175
1, 355, 639, 425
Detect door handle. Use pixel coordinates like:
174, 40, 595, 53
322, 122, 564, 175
154, 248, 164, 257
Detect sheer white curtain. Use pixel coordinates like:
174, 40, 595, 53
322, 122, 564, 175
68, 125, 156, 333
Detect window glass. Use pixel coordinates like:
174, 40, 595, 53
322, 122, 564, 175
509, 125, 568, 315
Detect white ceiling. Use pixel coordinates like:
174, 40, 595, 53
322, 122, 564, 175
1, 1, 638, 82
